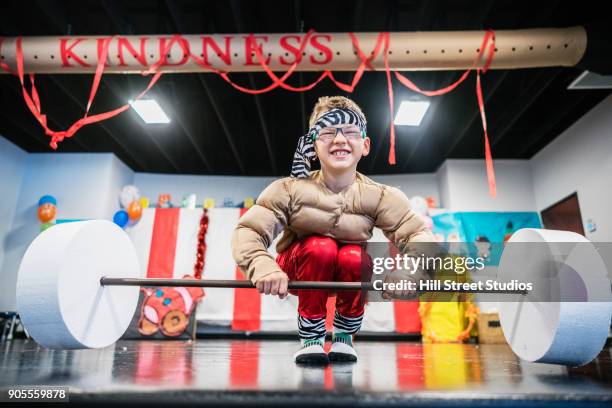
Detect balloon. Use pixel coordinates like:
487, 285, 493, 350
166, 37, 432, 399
37, 203, 56, 223
410, 196, 429, 216
203, 198, 215, 209
40, 222, 55, 232
113, 210, 129, 228
425, 196, 437, 209
139, 197, 150, 209
127, 201, 142, 221
38, 195, 57, 207
119, 185, 140, 209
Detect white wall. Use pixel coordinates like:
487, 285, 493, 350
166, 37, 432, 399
438, 159, 537, 212
369, 173, 439, 204
134, 173, 276, 207
0, 152, 134, 311
14, 153, 134, 220
135, 172, 440, 207
531, 94, 612, 241
436, 162, 451, 209
106, 155, 137, 219
0, 137, 27, 279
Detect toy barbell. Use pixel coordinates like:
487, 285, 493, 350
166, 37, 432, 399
98, 276, 525, 293
16, 220, 611, 366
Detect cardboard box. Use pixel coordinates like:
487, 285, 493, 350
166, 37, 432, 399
477, 312, 507, 344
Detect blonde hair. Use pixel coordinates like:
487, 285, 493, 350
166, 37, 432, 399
308, 96, 366, 128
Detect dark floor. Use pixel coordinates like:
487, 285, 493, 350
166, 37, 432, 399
0, 339, 611, 407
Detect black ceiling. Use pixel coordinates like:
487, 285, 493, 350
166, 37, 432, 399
0, 0, 610, 176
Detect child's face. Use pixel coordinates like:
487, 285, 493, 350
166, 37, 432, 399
314, 124, 370, 174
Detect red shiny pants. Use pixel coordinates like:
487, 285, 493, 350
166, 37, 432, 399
276, 235, 370, 319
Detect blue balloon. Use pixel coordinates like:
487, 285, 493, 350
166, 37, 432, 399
38, 195, 57, 207
113, 210, 129, 228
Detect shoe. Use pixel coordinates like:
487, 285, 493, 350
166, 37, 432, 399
294, 339, 329, 365
328, 333, 358, 362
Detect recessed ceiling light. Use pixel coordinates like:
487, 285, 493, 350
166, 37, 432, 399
394, 100, 430, 126
568, 70, 612, 90
130, 99, 170, 124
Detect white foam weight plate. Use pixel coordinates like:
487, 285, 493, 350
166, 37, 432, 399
498, 228, 612, 366
17, 220, 140, 349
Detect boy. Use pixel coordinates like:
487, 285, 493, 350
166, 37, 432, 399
232, 96, 434, 364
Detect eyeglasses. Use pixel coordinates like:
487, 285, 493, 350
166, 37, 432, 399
314, 125, 365, 142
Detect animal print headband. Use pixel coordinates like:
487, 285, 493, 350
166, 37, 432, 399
291, 108, 367, 178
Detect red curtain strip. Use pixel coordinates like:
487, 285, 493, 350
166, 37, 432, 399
146, 208, 181, 279
2, 30, 497, 196
232, 207, 262, 332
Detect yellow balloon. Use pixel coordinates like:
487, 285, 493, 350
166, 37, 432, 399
139, 197, 150, 209
204, 198, 215, 209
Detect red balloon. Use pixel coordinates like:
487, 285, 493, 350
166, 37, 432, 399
127, 200, 142, 221
38, 203, 56, 223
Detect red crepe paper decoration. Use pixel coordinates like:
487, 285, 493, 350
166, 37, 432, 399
1, 30, 497, 196
13, 37, 162, 148
193, 208, 209, 279
382, 32, 396, 165
386, 30, 497, 196
214, 30, 498, 196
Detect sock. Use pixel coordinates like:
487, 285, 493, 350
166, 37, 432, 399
301, 337, 325, 348
297, 315, 326, 346
332, 332, 353, 346
332, 311, 363, 335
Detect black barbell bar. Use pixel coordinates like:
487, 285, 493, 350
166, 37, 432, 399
100, 277, 527, 294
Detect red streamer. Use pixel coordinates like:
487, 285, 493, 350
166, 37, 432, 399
2, 30, 497, 196
196, 31, 386, 94
382, 33, 396, 165
10, 36, 166, 149
225, 29, 496, 195
476, 70, 496, 197
382, 30, 497, 196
